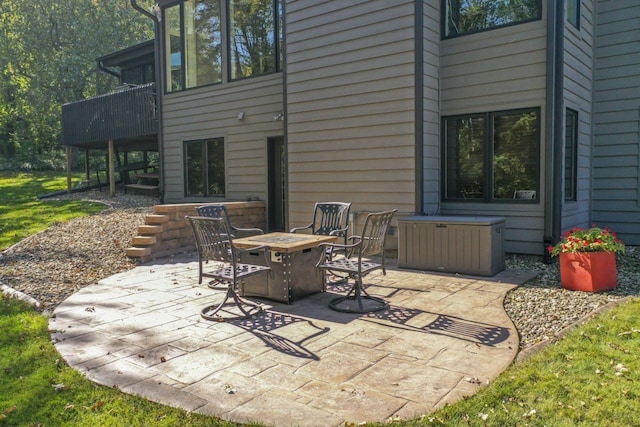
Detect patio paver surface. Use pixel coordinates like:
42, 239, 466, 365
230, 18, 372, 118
50, 254, 536, 427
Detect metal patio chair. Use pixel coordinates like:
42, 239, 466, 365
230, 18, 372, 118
187, 216, 270, 321
197, 204, 264, 238
291, 202, 352, 286
290, 202, 351, 245
197, 204, 264, 289
316, 209, 397, 313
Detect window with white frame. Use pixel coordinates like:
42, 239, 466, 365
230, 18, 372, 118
443, 108, 540, 202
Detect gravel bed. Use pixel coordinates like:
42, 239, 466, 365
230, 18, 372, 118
1, 190, 639, 350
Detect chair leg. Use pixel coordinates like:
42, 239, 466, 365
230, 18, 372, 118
328, 279, 388, 313
201, 285, 263, 321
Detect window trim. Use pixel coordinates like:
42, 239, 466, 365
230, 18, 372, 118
442, 107, 541, 203
564, 108, 578, 202
183, 137, 226, 197
567, 0, 581, 30
441, 0, 543, 39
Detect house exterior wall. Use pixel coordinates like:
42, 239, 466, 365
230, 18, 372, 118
421, 1, 441, 215
561, 0, 595, 232
284, 0, 417, 234
161, 75, 284, 203
592, 0, 640, 245
438, 16, 548, 255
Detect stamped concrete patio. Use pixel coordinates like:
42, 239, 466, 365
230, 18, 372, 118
50, 254, 536, 426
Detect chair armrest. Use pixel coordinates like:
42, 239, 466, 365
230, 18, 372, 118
290, 224, 313, 233
232, 226, 264, 237
316, 241, 361, 267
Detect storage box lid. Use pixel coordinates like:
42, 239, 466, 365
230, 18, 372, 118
399, 215, 505, 226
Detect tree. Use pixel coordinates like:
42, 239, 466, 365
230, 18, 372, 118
0, 0, 154, 164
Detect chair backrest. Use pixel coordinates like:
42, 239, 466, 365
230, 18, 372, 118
187, 216, 235, 264
197, 204, 232, 227
312, 202, 351, 241
358, 210, 397, 258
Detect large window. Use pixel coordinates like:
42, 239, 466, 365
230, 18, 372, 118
564, 109, 578, 201
229, 0, 279, 80
443, 108, 540, 202
184, 138, 225, 196
443, 0, 542, 38
165, 0, 222, 91
164, 0, 282, 92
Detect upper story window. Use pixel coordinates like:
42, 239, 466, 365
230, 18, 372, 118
164, 0, 282, 92
567, 0, 580, 29
229, 0, 279, 80
443, 0, 542, 38
443, 108, 540, 202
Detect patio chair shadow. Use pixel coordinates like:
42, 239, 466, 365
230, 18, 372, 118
364, 305, 511, 347
231, 311, 330, 360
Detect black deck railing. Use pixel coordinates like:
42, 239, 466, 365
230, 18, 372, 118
62, 83, 157, 147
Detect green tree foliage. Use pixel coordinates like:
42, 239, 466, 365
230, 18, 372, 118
0, 0, 154, 164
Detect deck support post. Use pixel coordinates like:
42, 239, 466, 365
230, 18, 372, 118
108, 139, 116, 197
66, 145, 73, 194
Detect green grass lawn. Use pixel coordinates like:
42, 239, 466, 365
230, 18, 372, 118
1, 172, 639, 426
0, 171, 105, 251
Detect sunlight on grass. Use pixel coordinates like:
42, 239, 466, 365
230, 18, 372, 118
0, 172, 105, 250
414, 298, 640, 427
0, 295, 240, 426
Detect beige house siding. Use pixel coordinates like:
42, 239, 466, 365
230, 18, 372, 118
285, 0, 417, 234
422, 1, 441, 215
439, 19, 548, 255
562, 0, 595, 232
592, 0, 640, 245
161, 74, 284, 203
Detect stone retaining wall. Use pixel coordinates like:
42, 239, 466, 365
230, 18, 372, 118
126, 201, 266, 263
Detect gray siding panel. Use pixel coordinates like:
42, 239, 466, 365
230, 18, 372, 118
593, 0, 640, 244
422, 1, 441, 214
162, 74, 284, 203
285, 0, 417, 233
439, 17, 547, 255
561, 0, 595, 235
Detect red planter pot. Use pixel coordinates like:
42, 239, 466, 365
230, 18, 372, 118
559, 251, 618, 292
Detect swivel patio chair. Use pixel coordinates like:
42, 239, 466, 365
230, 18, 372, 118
196, 204, 264, 289
187, 216, 271, 321
316, 209, 397, 313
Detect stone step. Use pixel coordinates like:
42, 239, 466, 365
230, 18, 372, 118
132, 236, 157, 246
145, 214, 170, 225
125, 246, 151, 258
138, 225, 163, 235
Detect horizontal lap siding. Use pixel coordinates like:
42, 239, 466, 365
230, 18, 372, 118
285, 0, 417, 231
161, 75, 284, 203
439, 20, 547, 255
592, 1, 640, 245
423, 1, 441, 215
562, 0, 595, 233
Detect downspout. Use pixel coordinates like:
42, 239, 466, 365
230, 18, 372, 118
543, 0, 564, 262
131, 0, 165, 203
414, 0, 424, 215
